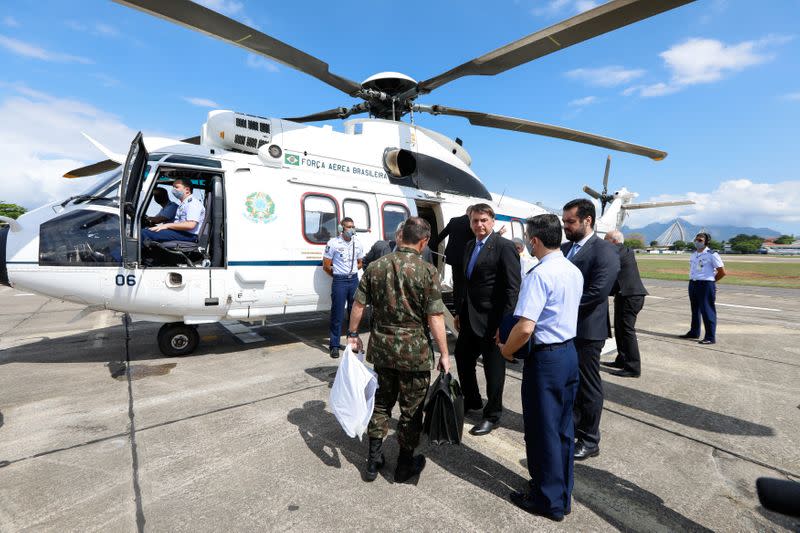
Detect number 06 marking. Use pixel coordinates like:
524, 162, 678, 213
116, 274, 136, 286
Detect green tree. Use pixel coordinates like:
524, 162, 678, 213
775, 235, 795, 245
649, 240, 659, 247
729, 234, 763, 254
0, 202, 26, 221
626, 238, 644, 249
626, 232, 646, 244
708, 239, 723, 251
670, 240, 686, 251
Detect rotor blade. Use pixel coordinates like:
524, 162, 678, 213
114, 0, 362, 96
418, 0, 696, 93
284, 104, 369, 123
415, 104, 667, 160
602, 155, 611, 193
583, 185, 602, 199
623, 200, 694, 210
63, 160, 121, 179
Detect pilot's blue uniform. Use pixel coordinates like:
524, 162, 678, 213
324, 234, 364, 352
512, 250, 583, 519
142, 195, 205, 243
688, 248, 724, 342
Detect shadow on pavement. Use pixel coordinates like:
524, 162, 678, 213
573, 463, 714, 532
603, 381, 774, 436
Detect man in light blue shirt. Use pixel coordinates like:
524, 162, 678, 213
498, 214, 583, 522
142, 179, 205, 243
681, 232, 726, 344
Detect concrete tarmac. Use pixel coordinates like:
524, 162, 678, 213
1, 280, 798, 532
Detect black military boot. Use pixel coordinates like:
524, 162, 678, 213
394, 448, 426, 483
364, 437, 385, 482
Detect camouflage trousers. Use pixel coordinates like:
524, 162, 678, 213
368, 367, 431, 451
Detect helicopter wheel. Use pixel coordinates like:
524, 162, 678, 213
157, 322, 199, 357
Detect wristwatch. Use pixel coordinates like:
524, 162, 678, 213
346, 331, 360, 338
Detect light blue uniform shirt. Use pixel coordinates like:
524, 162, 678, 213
176, 195, 205, 235
689, 248, 724, 281
324, 235, 365, 276
513, 250, 583, 344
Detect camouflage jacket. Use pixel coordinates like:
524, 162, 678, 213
355, 246, 446, 371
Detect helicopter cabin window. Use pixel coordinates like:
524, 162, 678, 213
511, 220, 525, 240
39, 209, 121, 266
343, 199, 370, 232
381, 203, 410, 241
139, 168, 225, 268
303, 194, 339, 244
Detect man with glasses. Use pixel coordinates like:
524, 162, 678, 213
680, 232, 726, 344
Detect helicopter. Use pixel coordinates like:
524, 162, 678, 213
0, 0, 696, 357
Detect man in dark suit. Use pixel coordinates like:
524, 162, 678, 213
454, 203, 521, 436
436, 206, 474, 305
561, 199, 620, 460
603, 230, 647, 378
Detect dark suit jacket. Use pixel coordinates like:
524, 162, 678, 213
457, 232, 521, 338
611, 244, 648, 297
363, 239, 432, 270
436, 214, 473, 267
562, 234, 621, 341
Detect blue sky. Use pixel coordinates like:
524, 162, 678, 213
1, 0, 799, 233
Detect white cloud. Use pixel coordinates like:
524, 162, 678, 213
92, 73, 121, 88
0, 34, 92, 64
65, 20, 120, 38
246, 53, 279, 73
624, 179, 800, 229
183, 96, 220, 108
194, 0, 244, 16
782, 91, 800, 101
531, 0, 598, 17
566, 66, 646, 87
626, 35, 792, 98
568, 95, 597, 107
2, 16, 20, 27
0, 84, 138, 210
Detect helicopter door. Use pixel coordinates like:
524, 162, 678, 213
119, 132, 149, 267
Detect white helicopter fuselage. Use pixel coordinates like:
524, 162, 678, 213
2, 112, 547, 325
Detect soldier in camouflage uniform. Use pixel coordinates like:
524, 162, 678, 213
347, 216, 451, 483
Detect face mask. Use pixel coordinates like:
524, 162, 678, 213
694, 240, 705, 250
171, 189, 184, 200
344, 228, 355, 238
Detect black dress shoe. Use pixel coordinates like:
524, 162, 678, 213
679, 333, 700, 339
574, 441, 600, 461
610, 369, 640, 378
601, 361, 625, 369
698, 339, 715, 344
329, 347, 341, 359
469, 419, 496, 436
509, 491, 564, 522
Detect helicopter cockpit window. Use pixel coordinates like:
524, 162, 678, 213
39, 209, 121, 266
303, 194, 338, 244
381, 203, 410, 240
343, 199, 370, 232
512, 220, 524, 240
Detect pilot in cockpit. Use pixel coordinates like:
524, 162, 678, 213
142, 187, 178, 228
141, 178, 205, 243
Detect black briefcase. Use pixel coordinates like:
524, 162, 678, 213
423, 371, 465, 445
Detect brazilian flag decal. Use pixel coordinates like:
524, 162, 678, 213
285, 152, 300, 166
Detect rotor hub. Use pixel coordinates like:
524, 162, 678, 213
360, 72, 417, 97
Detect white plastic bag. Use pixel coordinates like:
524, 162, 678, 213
329, 346, 378, 440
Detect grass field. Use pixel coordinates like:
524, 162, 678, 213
635, 255, 800, 289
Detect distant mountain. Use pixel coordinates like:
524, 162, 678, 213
622, 218, 782, 243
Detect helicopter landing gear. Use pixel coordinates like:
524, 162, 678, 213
157, 322, 199, 357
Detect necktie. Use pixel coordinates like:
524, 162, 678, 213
567, 243, 581, 260
466, 240, 484, 279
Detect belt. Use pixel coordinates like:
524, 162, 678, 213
333, 274, 358, 279
689, 279, 714, 282
532, 339, 574, 352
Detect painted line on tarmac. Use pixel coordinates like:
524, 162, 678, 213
638, 332, 800, 368
12, 293, 35, 297
717, 303, 781, 312
647, 295, 667, 300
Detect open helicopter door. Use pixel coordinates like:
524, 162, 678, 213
119, 132, 148, 267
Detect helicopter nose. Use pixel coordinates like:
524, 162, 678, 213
0, 225, 9, 287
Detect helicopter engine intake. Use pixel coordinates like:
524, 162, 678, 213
383, 148, 417, 178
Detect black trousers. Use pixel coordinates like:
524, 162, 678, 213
573, 338, 604, 447
454, 315, 506, 423
613, 295, 645, 374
